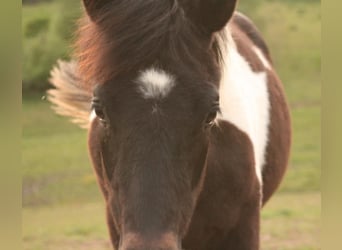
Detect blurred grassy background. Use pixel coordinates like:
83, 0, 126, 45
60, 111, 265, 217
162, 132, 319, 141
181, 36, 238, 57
22, 0, 321, 249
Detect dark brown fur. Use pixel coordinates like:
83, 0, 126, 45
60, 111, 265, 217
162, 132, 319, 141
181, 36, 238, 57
49, 1, 291, 249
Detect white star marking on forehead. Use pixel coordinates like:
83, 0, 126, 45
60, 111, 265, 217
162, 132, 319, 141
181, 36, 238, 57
137, 68, 175, 99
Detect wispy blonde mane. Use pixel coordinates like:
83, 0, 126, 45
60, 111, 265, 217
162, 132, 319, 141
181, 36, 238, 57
48, 60, 92, 129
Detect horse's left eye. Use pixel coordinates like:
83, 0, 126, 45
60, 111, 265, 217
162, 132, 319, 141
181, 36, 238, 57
205, 105, 220, 127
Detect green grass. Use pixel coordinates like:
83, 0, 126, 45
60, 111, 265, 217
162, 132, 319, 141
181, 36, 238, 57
23, 0, 320, 249
261, 193, 320, 250
22, 193, 320, 250
281, 106, 321, 192
22, 96, 99, 206
23, 202, 111, 250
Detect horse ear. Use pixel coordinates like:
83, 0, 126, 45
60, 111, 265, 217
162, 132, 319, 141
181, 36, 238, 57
183, 0, 238, 34
82, 0, 112, 21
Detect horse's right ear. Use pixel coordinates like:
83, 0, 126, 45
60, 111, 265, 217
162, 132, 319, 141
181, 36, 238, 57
82, 0, 112, 21
181, 0, 238, 34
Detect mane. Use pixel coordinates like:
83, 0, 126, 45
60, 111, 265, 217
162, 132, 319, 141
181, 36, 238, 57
48, 60, 92, 129
76, 0, 225, 88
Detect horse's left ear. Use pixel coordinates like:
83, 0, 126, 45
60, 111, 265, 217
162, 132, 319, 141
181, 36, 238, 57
82, 0, 112, 21
182, 0, 238, 34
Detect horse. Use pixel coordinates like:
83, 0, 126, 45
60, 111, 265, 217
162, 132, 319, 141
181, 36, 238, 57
48, 0, 291, 249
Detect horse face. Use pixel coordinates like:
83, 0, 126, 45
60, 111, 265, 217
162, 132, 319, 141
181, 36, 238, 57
89, 73, 219, 248
82, 0, 238, 249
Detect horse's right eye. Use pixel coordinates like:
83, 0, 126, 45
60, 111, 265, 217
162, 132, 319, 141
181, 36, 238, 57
92, 98, 106, 122
94, 106, 106, 121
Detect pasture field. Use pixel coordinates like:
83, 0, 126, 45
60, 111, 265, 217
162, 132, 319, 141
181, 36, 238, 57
23, 0, 321, 249
23, 192, 320, 250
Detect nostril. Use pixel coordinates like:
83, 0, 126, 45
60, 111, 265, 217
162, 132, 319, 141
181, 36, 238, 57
120, 232, 181, 250
119, 244, 181, 250
120, 247, 180, 250
120, 248, 180, 250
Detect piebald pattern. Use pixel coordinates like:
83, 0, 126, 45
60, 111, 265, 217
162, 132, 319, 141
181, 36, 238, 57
218, 29, 271, 184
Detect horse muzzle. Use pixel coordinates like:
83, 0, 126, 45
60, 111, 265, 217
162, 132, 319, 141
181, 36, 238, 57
119, 232, 181, 250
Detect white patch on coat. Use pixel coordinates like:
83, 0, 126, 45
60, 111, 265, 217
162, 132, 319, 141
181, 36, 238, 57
89, 109, 97, 121
253, 46, 271, 70
217, 29, 271, 185
137, 68, 175, 99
